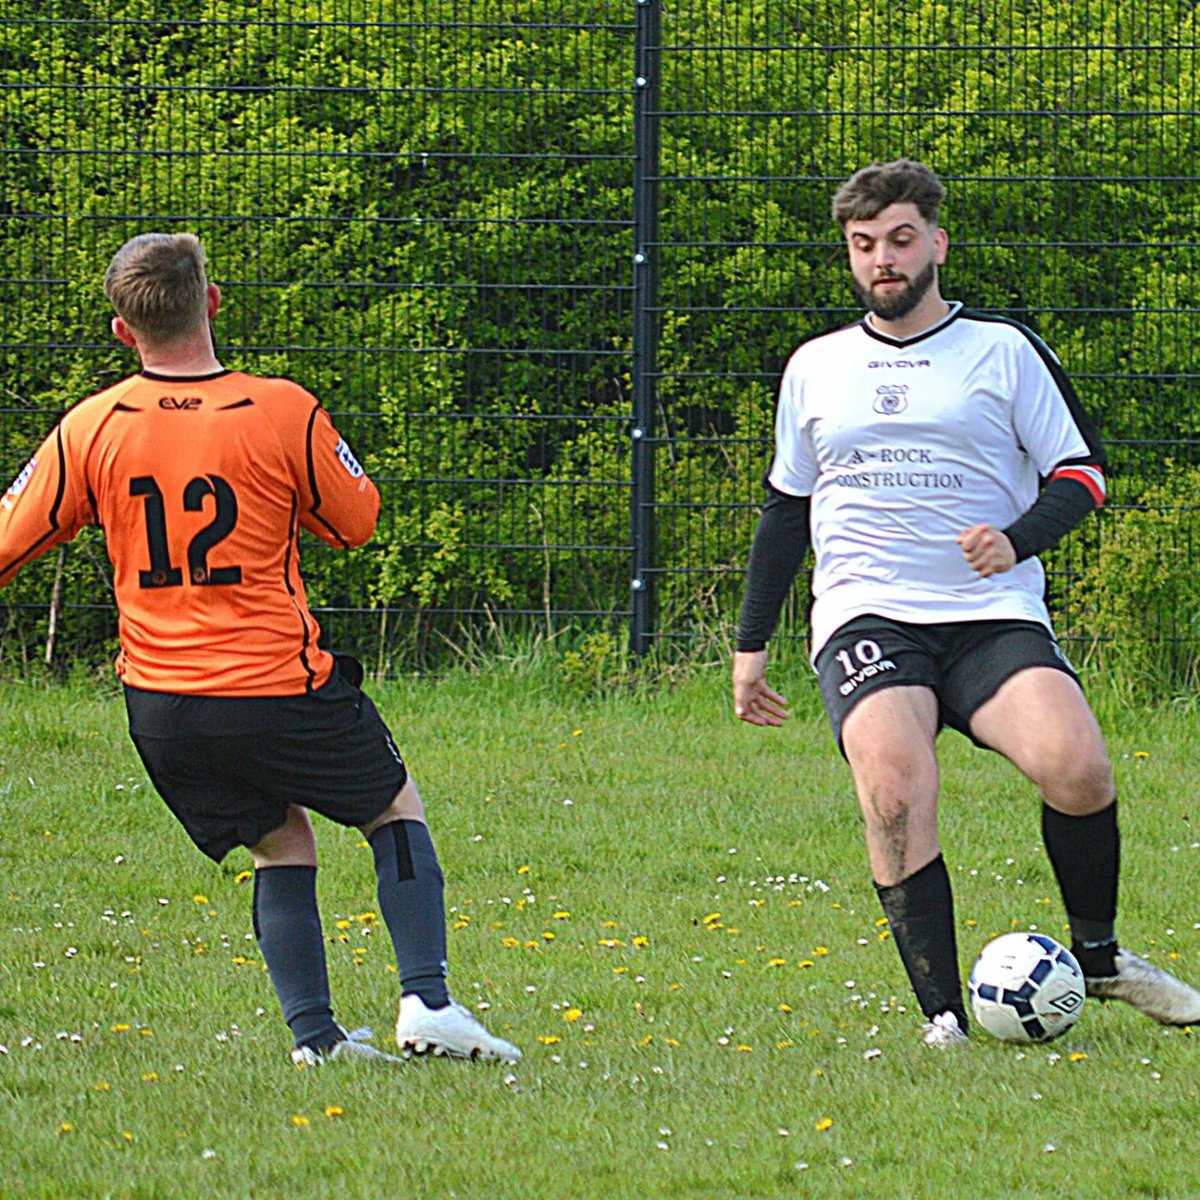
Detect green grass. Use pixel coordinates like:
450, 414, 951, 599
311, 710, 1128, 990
2, 659, 1199, 1200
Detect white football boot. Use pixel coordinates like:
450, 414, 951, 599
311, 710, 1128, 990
921, 1010, 969, 1048
395, 994, 522, 1063
291, 1026, 405, 1068
1084, 951, 1200, 1025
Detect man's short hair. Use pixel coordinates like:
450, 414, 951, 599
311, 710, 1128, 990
103, 233, 209, 344
832, 160, 946, 227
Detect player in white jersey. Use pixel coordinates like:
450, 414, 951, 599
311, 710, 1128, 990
733, 159, 1200, 1046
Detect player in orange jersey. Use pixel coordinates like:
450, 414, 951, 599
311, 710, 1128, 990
0, 233, 521, 1067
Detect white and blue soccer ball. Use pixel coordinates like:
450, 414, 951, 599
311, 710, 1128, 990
968, 931, 1085, 1042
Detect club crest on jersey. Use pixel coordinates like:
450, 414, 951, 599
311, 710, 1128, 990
335, 437, 364, 478
873, 384, 909, 415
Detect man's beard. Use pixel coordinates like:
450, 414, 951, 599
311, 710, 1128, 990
855, 259, 937, 322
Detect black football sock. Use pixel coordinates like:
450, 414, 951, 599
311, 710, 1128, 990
1041, 801, 1119, 977
252, 865, 341, 1051
370, 820, 450, 1009
875, 855, 968, 1028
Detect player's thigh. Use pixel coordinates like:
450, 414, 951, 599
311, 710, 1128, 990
967, 665, 1111, 798
816, 615, 941, 756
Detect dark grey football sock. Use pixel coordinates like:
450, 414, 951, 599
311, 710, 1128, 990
369, 820, 450, 1009
252, 865, 341, 1050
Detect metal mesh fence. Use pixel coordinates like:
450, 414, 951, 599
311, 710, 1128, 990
2, 3, 1199, 676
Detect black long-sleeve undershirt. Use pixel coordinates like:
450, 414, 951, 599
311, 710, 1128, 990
736, 487, 811, 652
1001, 474, 1099, 563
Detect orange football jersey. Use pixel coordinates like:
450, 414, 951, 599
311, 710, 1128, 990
0, 369, 380, 695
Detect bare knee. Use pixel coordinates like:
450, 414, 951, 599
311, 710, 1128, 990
359, 777, 425, 838
1039, 751, 1114, 815
251, 805, 318, 869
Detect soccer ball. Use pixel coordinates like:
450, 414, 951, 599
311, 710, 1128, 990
968, 932, 1085, 1042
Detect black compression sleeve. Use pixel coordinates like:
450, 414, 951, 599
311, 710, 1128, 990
736, 489, 811, 651
1002, 475, 1098, 563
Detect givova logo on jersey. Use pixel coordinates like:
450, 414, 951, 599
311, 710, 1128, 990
873, 384, 908, 415
335, 437, 364, 478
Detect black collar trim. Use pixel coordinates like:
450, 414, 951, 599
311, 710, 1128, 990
859, 302, 963, 348
139, 368, 231, 383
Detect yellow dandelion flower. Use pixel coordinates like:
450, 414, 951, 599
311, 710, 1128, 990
139, 1029, 153, 1038
536, 1035, 561, 1045
501, 937, 520, 948
517, 865, 531, 874
799, 960, 815, 969
613, 966, 629, 975
234, 870, 252, 884
94, 1082, 111, 1092
669, 982, 682, 990
523, 940, 539, 949
777, 1039, 794, 1049
358, 912, 377, 924
768, 958, 786, 968
813, 946, 829, 956
736, 1044, 753, 1053
638, 1035, 653, 1047
1069, 1052, 1088, 1062
335, 919, 352, 930
291, 1115, 310, 1127
572, 729, 583, 736
632, 936, 650, 948
122, 1131, 133, 1142
542, 931, 555, 941
111, 1024, 131, 1032
666, 1038, 680, 1048
192, 895, 209, 905
815, 1117, 833, 1132
553, 911, 571, 920
875, 918, 889, 927
59, 1123, 73, 1134
778, 1003, 793, 1013
231, 956, 249, 965
564, 1007, 582, 1022
1134, 751, 1149, 759
702, 912, 722, 926
601, 919, 619, 928
453, 920, 470, 930
141, 1072, 158, 1082
324, 1106, 344, 1118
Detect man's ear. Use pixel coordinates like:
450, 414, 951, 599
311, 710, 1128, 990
206, 283, 221, 320
111, 315, 137, 347
933, 225, 949, 265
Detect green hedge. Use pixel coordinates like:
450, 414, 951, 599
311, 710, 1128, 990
2, 2, 1199, 672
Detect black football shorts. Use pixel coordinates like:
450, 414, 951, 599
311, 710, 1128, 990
814, 615, 1079, 754
125, 655, 407, 862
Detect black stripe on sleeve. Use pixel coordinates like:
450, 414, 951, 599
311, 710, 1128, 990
0, 426, 69, 580
303, 404, 350, 549
959, 310, 1107, 468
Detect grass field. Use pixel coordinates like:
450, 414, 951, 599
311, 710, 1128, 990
2, 655, 1199, 1199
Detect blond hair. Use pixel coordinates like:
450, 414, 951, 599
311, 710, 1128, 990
103, 233, 209, 344
832, 159, 945, 227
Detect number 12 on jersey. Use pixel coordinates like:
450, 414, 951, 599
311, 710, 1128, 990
130, 474, 242, 588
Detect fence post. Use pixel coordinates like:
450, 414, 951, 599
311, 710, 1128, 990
630, 0, 661, 658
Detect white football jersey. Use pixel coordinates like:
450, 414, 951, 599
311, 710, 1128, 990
768, 303, 1106, 658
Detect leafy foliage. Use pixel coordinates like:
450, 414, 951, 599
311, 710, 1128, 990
2, 2, 1199, 670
